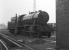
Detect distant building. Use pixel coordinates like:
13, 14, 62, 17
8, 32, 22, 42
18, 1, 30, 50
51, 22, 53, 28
0, 24, 7, 29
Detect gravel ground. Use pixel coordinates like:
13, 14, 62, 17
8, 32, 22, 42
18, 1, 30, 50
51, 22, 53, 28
14, 35, 56, 50
0, 29, 56, 50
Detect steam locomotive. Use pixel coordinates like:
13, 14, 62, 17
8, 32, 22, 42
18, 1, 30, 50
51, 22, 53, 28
8, 10, 54, 38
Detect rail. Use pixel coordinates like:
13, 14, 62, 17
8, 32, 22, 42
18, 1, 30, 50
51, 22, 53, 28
0, 33, 34, 50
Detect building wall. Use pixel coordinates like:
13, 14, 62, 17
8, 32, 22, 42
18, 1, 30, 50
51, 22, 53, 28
57, 0, 69, 49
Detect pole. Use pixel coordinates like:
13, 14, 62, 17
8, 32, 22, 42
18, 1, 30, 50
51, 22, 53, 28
15, 14, 18, 35
33, 0, 36, 12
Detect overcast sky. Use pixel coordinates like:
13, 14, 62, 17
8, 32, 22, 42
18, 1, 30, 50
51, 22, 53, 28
0, 0, 56, 25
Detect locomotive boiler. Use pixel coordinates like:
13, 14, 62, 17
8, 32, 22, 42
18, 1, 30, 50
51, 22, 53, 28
8, 10, 54, 38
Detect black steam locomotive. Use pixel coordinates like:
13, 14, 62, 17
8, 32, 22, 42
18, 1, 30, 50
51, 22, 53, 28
8, 10, 54, 38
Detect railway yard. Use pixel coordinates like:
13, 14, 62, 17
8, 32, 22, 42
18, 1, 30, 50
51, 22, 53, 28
0, 29, 56, 50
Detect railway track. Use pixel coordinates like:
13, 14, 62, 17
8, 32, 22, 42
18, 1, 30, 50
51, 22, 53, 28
0, 33, 34, 50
